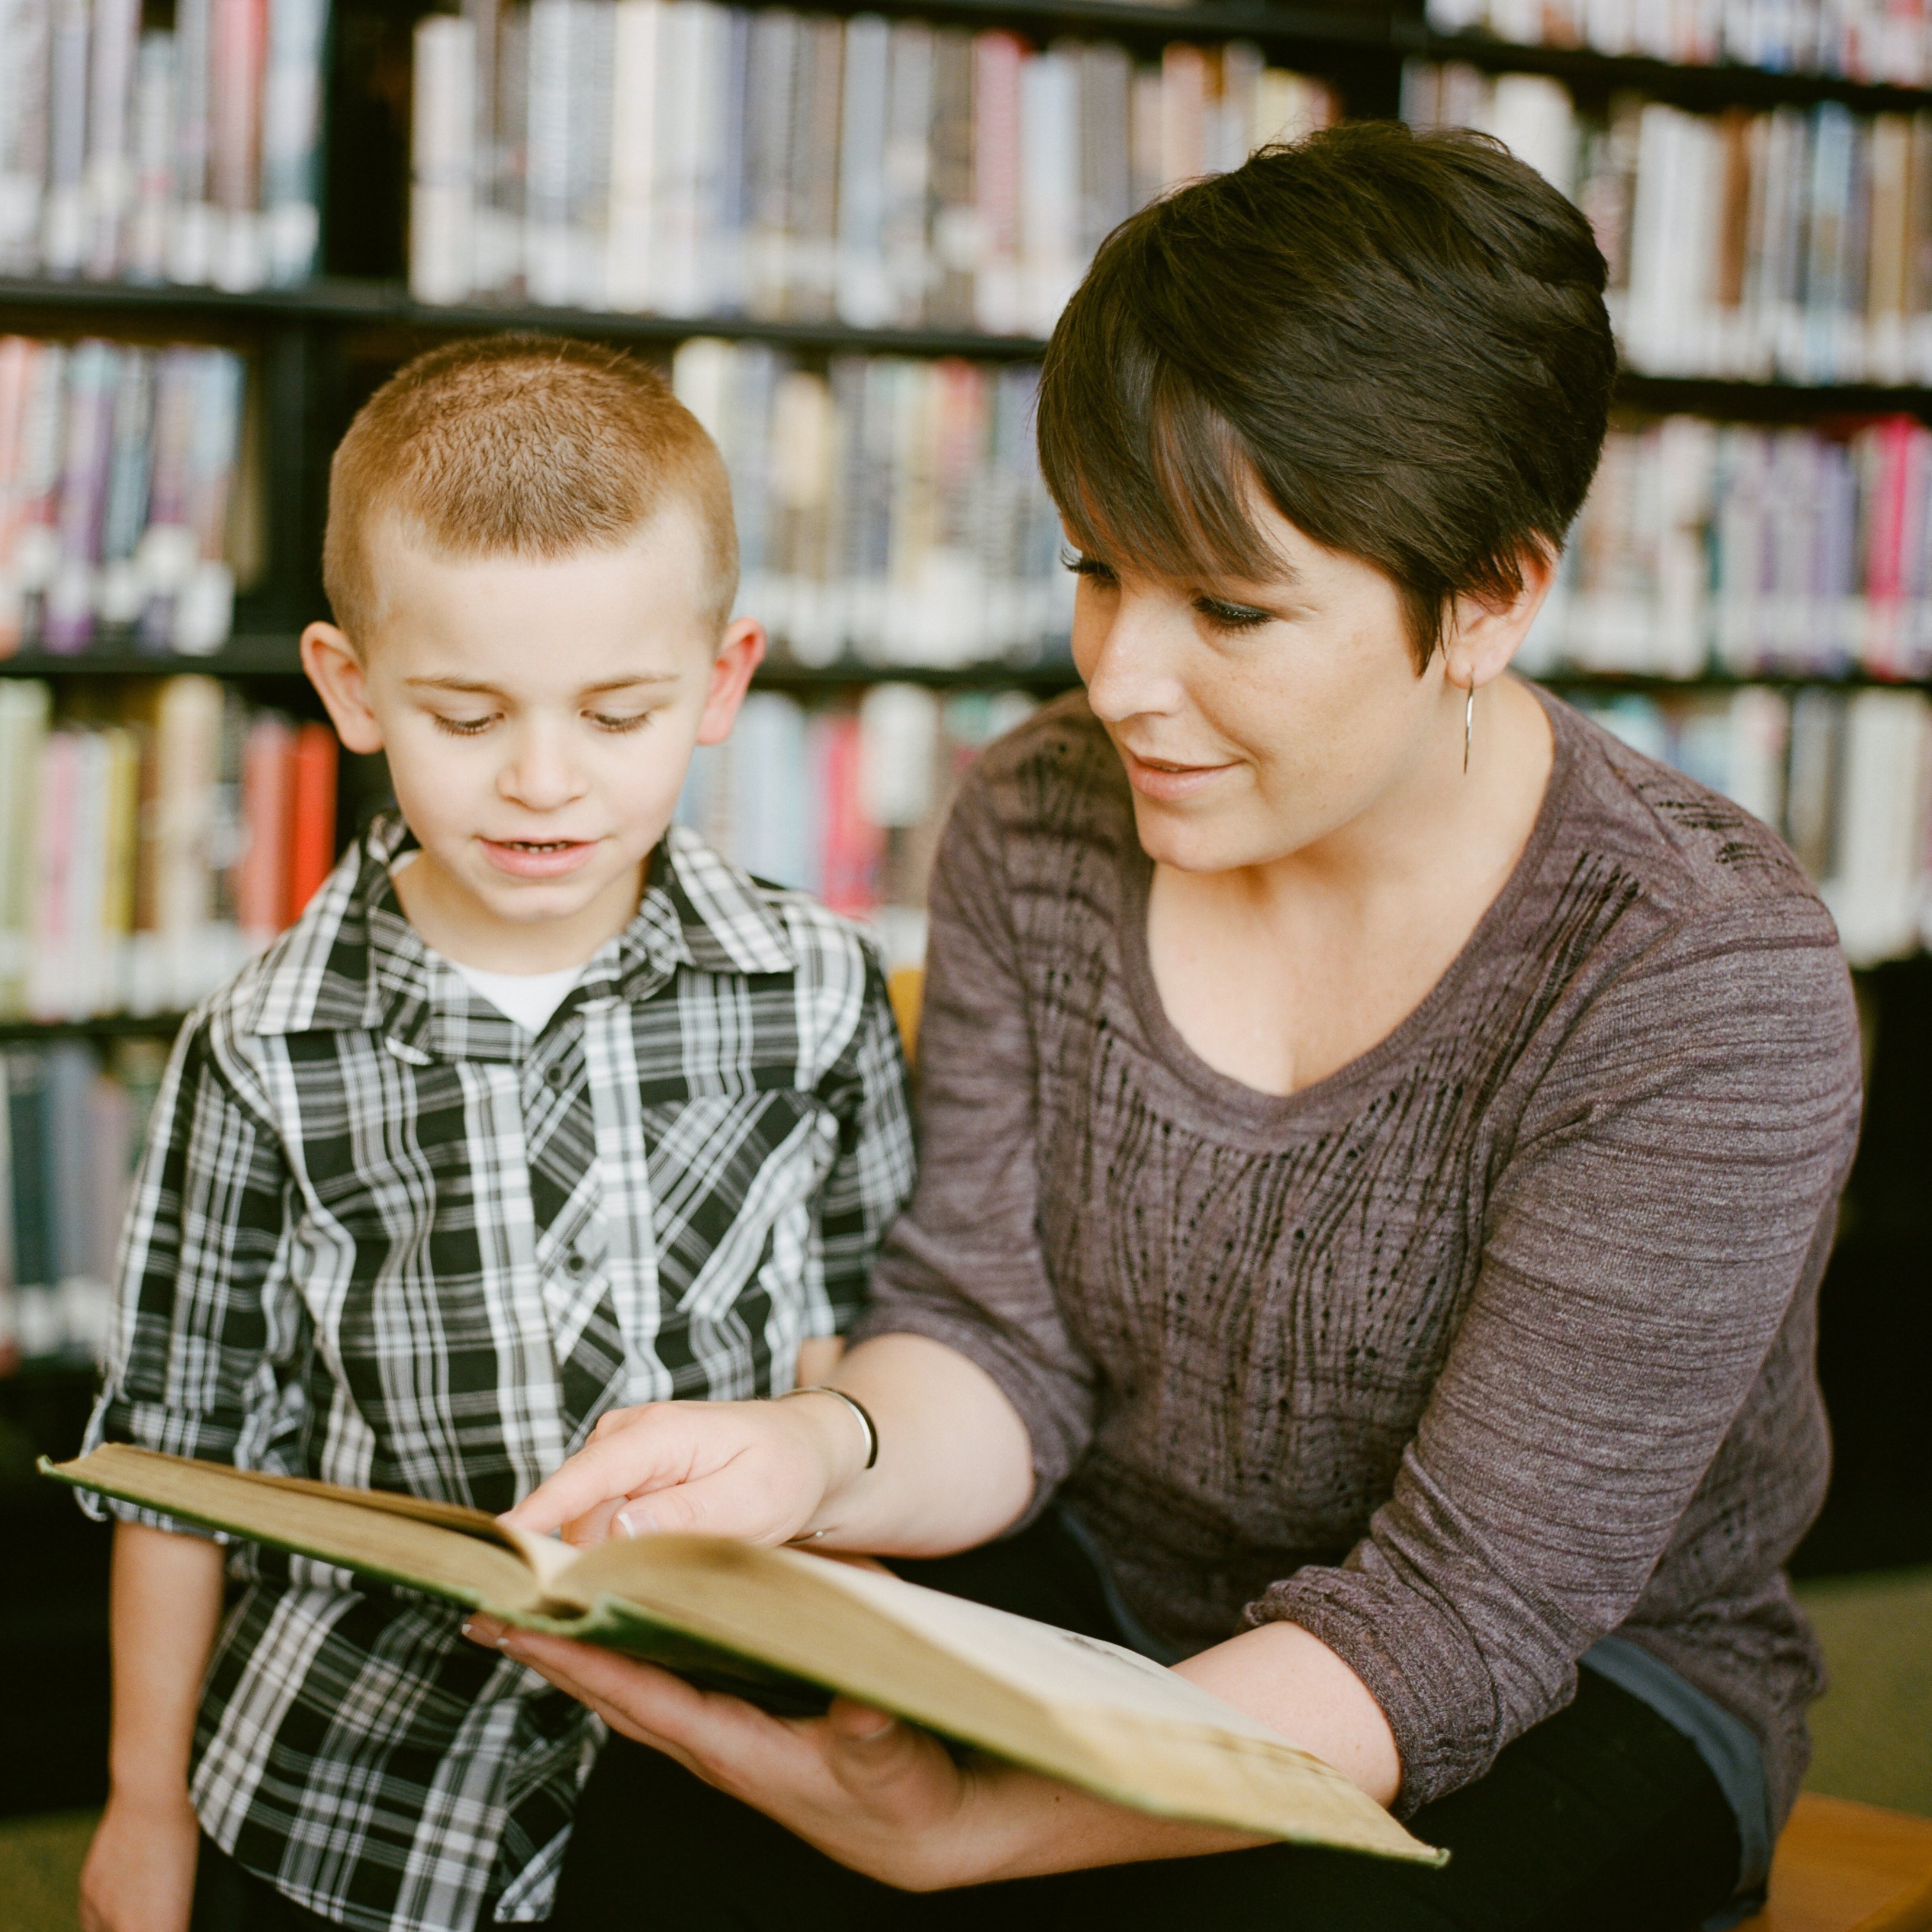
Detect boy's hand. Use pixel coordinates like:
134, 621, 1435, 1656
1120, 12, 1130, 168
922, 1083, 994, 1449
506, 1394, 873, 1547
79, 1789, 200, 1932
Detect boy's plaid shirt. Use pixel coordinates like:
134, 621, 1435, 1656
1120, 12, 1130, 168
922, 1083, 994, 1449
83, 814, 916, 1931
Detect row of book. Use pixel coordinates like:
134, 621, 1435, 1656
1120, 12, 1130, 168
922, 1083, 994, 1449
1405, 65, 1932, 385
1522, 414, 1932, 678
1578, 684, 1932, 962
408, 9, 1338, 335
0, 0, 327, 292
0, 334, 248, 655
1426, 0, 1932, 85
672, 337, 1071, 668
0, 677, 337, 1023
0, 1035, 162, 1367
678, 682, 1038, 967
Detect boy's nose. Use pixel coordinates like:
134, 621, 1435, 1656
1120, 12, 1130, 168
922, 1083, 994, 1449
497, 726, 588, 810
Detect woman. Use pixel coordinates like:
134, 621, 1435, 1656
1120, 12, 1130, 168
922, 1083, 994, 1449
473, 124, 1860, 1931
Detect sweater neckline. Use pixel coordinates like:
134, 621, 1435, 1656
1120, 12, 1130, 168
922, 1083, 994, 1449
1114, 679, 1579, 1130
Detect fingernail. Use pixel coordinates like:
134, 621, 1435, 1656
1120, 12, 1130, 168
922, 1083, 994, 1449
614, 1506, 654, 1538
461, 1618, 501, 1648
851, 1717, 897, 1743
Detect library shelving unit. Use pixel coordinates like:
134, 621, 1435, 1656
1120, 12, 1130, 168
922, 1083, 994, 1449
5, 0, 1932, 1819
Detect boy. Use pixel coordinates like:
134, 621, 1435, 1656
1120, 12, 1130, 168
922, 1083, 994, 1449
76, 336, 916, 1932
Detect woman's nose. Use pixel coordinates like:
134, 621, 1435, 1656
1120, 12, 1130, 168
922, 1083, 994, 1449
1080, 600, 1186, 726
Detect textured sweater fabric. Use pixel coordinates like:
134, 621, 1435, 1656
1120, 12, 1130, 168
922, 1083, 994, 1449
855, 685, 1862, 1828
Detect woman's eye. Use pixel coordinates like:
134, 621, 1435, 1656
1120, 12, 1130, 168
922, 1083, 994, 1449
1060, 545, 1116, 584
433, 714, 495, 737
1193, 596, 1273, 632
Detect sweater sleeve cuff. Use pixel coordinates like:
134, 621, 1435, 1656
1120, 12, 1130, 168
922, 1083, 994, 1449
1245, 1566, 1507, 1817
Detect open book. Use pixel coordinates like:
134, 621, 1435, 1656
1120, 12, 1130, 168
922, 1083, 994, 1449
44, 1443, 1441, 1866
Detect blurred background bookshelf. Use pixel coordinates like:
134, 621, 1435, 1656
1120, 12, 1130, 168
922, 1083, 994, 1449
3, 0, 1931, 1832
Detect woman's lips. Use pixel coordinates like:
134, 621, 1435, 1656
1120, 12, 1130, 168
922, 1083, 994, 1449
1119, 748, 1238, 803
478, 837, 601, 878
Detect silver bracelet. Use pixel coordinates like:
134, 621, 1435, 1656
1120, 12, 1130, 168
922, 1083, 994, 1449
778, 1383, 880, 1471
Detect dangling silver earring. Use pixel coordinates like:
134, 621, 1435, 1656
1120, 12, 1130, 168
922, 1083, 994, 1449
1463, 684, 1475, 776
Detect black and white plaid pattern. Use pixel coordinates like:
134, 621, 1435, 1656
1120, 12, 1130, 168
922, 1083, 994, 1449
83, 813, 915, 1931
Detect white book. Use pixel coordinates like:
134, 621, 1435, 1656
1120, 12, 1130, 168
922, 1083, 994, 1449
41, 0, 89, 276
410, 14, 478, 304
1622, 103, 1679, 372
605, 0, 659, 311
128, 30, 173, 282
0, 0, 51, 273
1827, 690, 1931, 964
83, 0, 140, 278
1020, 47, 1079, 337
835, 12, 890, 327
652, 0, 707, 315
1482, 73, 1575, 200
687, 2, 732, 315
880, 20, 933, 327
1213, 42, 1260, 175
524, 0, 574, 304
263, 0, 327, 284
569, 0, 614, 308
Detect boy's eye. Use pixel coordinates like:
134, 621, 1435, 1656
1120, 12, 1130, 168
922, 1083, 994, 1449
1192, 595, 1273, 632
433, 713, 496, 736
590, 710, 653, 733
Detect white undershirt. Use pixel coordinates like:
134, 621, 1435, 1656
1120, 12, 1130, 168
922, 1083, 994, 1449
389, 852, 590, 1035
449, 959, 584, 1035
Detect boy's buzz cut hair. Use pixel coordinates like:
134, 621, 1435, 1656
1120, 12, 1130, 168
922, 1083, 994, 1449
323, 333, 738, 645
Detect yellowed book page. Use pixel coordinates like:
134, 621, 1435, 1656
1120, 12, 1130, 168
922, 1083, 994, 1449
559, 1533, 1441, 1863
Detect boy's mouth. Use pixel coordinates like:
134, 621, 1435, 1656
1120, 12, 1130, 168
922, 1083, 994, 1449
479, 837, 601, 880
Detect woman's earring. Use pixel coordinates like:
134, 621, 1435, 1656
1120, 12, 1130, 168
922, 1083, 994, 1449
1463, 684, 1475, 776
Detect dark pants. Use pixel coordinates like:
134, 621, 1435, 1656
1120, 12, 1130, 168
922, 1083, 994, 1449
548, 1515, 1744, 1932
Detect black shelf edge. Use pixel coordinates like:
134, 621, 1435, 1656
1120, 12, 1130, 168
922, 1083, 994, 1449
1407, 26, 1932, 108
756, 659, 1081, 689
0, 1013, 188, 1041
0, 639, 309, 677
1616, 372, 1932, 417
1536, 669, 1932, 693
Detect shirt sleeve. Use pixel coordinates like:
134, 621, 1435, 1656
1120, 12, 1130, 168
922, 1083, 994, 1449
1247, 913, 1862, 1815
82, 1013, 306, 1536
851, 771, 1101, 1511
808, 948, 918, 1335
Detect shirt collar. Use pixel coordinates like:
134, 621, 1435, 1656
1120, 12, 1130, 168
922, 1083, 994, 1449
246, 813, 794, 1054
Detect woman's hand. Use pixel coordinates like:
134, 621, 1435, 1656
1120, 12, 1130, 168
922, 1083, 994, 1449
464, 1619, 1263, 1889
504, 1392, 872, 1547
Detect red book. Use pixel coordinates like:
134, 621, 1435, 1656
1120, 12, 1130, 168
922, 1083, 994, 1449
813, 713, 883, 918
233, 711, 291, 941
285, 722, 336, 924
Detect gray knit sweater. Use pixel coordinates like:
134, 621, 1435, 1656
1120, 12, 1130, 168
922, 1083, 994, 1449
856, 685, 1861, 1828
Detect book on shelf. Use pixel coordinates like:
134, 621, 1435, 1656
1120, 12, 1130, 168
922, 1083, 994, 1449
0, 0, 327, 291
0, 675, 340, 1023
408, 7, 1337, 331
0, 1032, 164, 1367
1424, 0, 1932, 87
43, 1442, 1439, 1867
1405, 63, 1932, 387
0, 334, 249, 655
672, 336, 1073, 671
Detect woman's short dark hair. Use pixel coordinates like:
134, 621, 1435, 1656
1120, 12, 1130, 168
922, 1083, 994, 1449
1036, 121, 1616, 668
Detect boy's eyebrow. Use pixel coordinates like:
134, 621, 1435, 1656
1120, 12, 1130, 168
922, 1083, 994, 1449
404, 673, 682, 697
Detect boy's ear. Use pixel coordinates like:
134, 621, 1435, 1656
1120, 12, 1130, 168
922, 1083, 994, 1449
695, 617, 767, 747
301, 622, 386, 755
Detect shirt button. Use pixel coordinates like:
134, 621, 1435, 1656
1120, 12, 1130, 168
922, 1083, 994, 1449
546, 1064, 569, 1087
565, 1252, 589, 1276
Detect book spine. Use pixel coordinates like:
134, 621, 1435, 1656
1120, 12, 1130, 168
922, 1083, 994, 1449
286, 719, 337, 922
41, 0, 89, 276
232, 709, 291, 940
880, 20, 933, 330
835, 12, 888, 329
82, 0, 140, 278
0, 0, 52, 275
262, 0, 327, 285
208, 0, 267, 291
971, 32, 1023, 334
97, 343, 154, 626
44, 337, 115, 653
175, 347, 243, 652
170, 0, 214, 283
128, 30, 176, 284
411, 14, 478, 304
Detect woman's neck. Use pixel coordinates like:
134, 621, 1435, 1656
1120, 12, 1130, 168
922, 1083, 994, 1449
1145, 677, 1556, 1098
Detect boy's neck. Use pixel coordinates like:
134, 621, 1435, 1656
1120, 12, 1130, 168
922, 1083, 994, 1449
390, 848, 650, 973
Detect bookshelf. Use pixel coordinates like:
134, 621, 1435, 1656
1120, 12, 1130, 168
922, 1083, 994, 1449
3, 0, 1931, 1663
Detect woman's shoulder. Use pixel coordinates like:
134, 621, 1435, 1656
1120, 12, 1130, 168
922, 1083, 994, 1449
1543, 690, 1840, 952
947, 689, 1134, 868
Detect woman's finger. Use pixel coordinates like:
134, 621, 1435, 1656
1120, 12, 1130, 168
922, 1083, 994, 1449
502, 1408, 701, 1532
